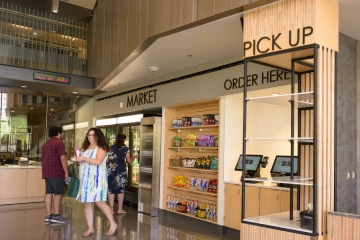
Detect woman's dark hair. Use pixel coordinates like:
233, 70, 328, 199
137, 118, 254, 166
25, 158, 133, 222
81, 127, 110, 151
49, 126, 62, 137
115, 133, 126, 148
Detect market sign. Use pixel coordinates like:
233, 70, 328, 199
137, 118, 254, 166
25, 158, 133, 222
33, 72, 71, 84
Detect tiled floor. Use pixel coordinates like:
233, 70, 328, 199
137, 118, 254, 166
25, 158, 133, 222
0, 198, 238, 240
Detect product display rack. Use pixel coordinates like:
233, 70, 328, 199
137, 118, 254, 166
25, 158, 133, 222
163, 100, 220, 224
242, 45, 318, 236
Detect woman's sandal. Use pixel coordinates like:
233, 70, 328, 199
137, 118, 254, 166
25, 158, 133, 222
82, 229, 95, 237
106, 224, 118, 236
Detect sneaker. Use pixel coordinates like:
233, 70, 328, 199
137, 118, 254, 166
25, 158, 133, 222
45, 214, 53, 222
50, 215, 69, 224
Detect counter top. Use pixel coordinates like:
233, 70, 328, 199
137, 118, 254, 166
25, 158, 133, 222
328, 211, 360, 220
0, 165, 42, 169
224, 180, 298, 192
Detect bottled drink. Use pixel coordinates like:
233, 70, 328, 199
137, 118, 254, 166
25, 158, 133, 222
213, 205, 217, 221
132, 159, 139, 184
171, 195, 175, 210
166, 195, 171, 209
193, 199, 198, 215
190, 198, 194, 213
206, 204, 210, 219
210, 203, 214, 219
186, 199, 191, 213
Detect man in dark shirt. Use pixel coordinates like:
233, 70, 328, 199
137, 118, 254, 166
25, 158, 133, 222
42, 126, 69, 224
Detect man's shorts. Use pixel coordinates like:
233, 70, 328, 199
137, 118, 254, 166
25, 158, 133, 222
45, 178, 65, 195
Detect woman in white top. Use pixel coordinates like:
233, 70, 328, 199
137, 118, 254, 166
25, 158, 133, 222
76, 127, 117, 237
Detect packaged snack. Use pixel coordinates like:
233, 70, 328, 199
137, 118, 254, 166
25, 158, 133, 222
190, 177, 196, 189
210, 156, 218, 170
207, 179, 217, 192
205, 157, 211, 169
196, 178, 201, 190
200, 179, 207, 191
181, 202, 187, 213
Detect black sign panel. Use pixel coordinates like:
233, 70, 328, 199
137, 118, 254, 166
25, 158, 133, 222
33, 72, 71, 84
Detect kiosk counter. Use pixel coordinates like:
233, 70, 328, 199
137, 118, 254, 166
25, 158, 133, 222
0, 165, 44, 205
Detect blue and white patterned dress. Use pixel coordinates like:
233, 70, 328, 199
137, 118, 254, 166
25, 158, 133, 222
76, 146, 108, 203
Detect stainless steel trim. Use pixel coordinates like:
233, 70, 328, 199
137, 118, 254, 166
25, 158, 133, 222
138, 116, 162, 217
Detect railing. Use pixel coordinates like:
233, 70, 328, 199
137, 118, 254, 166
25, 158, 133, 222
0, 2, 88, 76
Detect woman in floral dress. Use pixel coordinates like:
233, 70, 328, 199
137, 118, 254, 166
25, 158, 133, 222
107, 133, 138, 214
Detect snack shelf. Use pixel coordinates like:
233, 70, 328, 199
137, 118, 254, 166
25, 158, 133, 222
169, 125, 219, 131
168, 166, 218, 174
165, 208, 217, 224
167, 185, 217, 197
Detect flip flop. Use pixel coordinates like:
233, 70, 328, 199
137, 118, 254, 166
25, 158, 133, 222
82, 230, 95, 237
106, 224, 118, 236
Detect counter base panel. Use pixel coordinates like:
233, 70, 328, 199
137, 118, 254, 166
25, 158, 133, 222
0, 196, 43, 205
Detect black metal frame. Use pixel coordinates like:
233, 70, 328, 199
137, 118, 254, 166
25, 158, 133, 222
241, 44, 318, 236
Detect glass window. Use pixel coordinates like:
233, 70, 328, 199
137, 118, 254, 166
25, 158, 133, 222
0, 87, 91, 166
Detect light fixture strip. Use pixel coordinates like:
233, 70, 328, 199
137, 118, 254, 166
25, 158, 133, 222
62, 124, 74, 130
95, 118, 117, 126
117, 114, 143, 124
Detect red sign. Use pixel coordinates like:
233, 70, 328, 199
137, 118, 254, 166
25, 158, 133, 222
33, 72, 71, 84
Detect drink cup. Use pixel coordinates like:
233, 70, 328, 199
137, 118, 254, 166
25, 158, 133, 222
75, 149, 81, 157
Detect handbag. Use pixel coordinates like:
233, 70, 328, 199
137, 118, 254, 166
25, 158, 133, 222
67, 164, 80, 198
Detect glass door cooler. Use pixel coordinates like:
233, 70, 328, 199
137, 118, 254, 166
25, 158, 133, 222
100, 124, 140, 206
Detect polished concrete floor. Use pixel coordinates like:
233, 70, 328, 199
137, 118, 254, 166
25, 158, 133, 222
0, 197, 237, 240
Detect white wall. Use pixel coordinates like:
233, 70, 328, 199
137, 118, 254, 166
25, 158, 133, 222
223, 85, 298, 182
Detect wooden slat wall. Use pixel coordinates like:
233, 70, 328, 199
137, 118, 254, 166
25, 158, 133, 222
241, 224, 312, 240
316, 47, 335, 235
89, 0, 250, 87
243, 0, 339, 58
243, 0, 316, 57
328, 214, 360, 240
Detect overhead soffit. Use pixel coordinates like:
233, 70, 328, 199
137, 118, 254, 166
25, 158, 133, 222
61, 0, 97, 10
101, 13, 244, 92
99, 0, 355, 94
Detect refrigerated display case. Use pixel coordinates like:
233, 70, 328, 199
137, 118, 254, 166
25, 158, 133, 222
98, 123, 141, 206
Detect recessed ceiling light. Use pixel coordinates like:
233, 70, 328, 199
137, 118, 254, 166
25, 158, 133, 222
272, 93, 280, 96
33, 32, 37, 35
72, 92, 78, 94
21, 85, 27, 88
50, 109, 54, 111
11, 111, 14, 112
187, 54, 193, 58
30, 108, 33, 110
49, 113, 52, 115
149, 67, 159, 73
